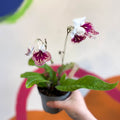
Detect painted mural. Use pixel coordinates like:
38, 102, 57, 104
0, 0, 120, 120
0, 0, 33, 23
10, 66, 120, 120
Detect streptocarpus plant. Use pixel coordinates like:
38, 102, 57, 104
21, 17, 118, 95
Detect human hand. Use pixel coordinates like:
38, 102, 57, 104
47, 90, 97, 120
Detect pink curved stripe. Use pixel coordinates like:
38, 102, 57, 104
16, 79, 33, 120
16, 68, 44, 120
16, 65, 120, 120
105, 89, 120, 103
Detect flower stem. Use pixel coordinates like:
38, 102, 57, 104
62, 26, 74, 65
62, 33, 69, 65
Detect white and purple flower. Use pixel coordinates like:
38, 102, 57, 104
25, 39, 51, 66
71, 17, 99, 43
32, 50, 51, 66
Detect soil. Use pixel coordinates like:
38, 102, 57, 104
38, 86, 68, 97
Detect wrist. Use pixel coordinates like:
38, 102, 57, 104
75, 108, 97, 120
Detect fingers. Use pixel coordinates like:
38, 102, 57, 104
46, 90, 83, 110
47, 101, 65, 109
70, 90, 82, 98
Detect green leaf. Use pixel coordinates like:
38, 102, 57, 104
51, 71, 58, 86
40, 64, 55, 80
21, 72, 50, 88
37, 74, 49, 87
42, 64, 58, 85
27, 58, 57, 85
28, 58, 35, 66
56, 75, 118, 91
28, 58, 54, 79
26, 77, 49, 88
60, 74, 67, 84
57, 63, 75, 75
38, 82, 48, 88
21, 72, 42, 78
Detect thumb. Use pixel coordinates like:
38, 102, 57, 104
47, 101, 65, 109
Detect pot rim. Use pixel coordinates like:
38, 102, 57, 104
38, 87, 71, 98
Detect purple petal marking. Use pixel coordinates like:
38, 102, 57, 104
71, 34, 86, 43
32, 50, 51, 66
81, 22, 99, 37
71, 21, 99, 43
25, 48, 32, 56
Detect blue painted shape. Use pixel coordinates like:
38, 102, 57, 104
0, 0, 24, 17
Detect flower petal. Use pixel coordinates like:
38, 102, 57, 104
76, 26, 86, 36
25, 47, 34, 56
71, 34, 86, 43
71, 18, 99, 43
73, 17, 86, 26
81, 22, 99, 37
32, 50, 51, 66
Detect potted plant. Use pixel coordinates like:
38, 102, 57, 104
21, 17, 118, 114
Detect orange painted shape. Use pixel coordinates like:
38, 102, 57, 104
85, 76, 120, 120
106, 76, 120, 91
10, 110, 72, 120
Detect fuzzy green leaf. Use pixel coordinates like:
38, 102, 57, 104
26, 77, 49, 88
60, 74, 67, 84
28, 58, 57, 85
51, 71, 58, 86
56, 75, 118, 91
21, 72, 41, 78
57, 62, 75, 75
28, 58, 35, 66
40, 64, 55, 80
38, 82, 48, 88
35, 64, 58, 85
37, 74, 49, 87
21, 72, 50, 88
28, 58, 55, 80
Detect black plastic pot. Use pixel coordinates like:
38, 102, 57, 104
37, 87, 71, 114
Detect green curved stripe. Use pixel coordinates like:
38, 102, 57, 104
4, 0, 33, 23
